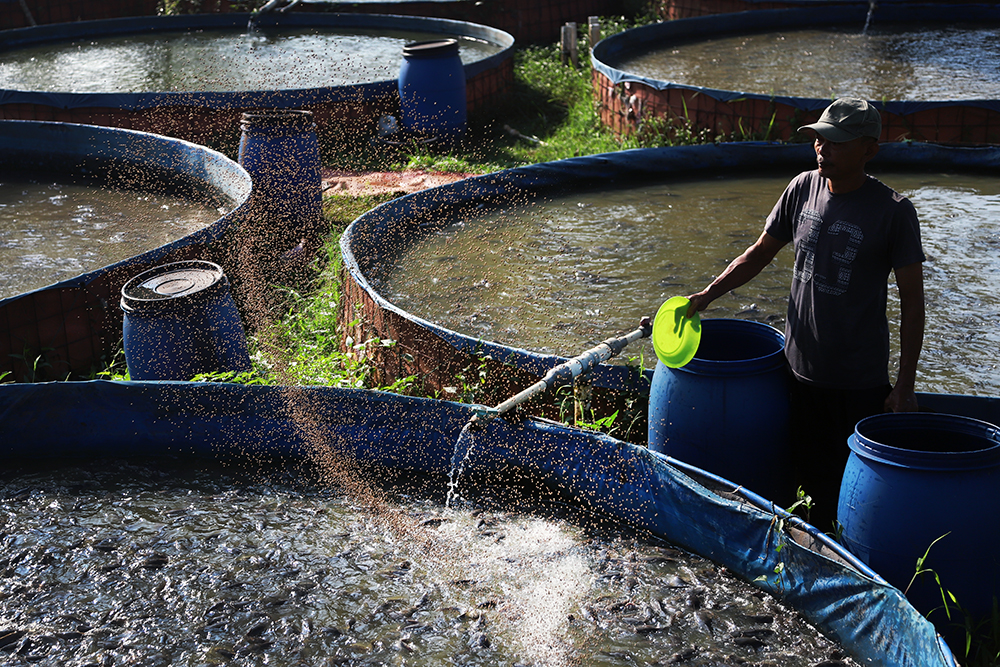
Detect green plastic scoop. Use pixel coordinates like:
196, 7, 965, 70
652, 296, 701, 368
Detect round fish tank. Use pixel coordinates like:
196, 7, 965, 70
0, 379, 961, 667
0, 13, 514, 153
0, 119, 252, 383
591, 4, 1000, 144
341, 141, 1000, 441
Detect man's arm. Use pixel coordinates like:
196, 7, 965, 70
686, 231, 786, 317
885, 261, 925, 413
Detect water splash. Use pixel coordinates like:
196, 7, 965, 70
248, 0, 304, 32
446, 421, 477, 508
862, 0, 877, 34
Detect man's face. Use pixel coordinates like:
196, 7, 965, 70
813, 134, 876, 183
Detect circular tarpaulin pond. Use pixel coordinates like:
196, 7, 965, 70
591, 4, 1000, 144
0, 13, 514, 151
341, 141, 1000, 438
0, 454, 862, 666
0, 119, 252, 383
382, 168, 1000, 397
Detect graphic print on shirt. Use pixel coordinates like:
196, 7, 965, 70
793, 209, 865, 296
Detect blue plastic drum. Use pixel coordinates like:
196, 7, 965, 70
121, 260, 251, 381
839, 412, 1000, 625
238, 110, 322, 252
648, 319, 790, 499
398, 39, 467, 141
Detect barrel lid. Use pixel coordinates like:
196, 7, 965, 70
121, 260, 226, 311
403, 39, 460, 59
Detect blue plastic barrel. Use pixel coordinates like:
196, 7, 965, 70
121, 260, 251, 381
648, 319, 790, 498
398, 39, 467, 141
238, 110, 321, 252
839, 412, 1000, 625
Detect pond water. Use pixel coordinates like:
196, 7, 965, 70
0, 458, 855, 666
383, 170, 1000, 397
0, 175, 226, 299
0, 28, 501, 94
610, 23, 1000, 101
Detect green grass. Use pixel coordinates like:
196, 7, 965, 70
89, 194, 403, 389
255, 194, 420, 393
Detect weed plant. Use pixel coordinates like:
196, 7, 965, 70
249, 194, 416, 390
904, 536, 1000, 667
89, 195, 406, 390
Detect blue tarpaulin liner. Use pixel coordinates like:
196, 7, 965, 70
0, 379, 961, 665
0, 13, 514, 110
342, 141, 1000, 393
591, 4, 1000, 116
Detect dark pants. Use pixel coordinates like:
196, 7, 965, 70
788, 374, 892, 532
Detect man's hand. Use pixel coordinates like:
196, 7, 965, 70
685, 292, 712, 318
885, 385, 919, 413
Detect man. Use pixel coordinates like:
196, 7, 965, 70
685, 98, 926, 529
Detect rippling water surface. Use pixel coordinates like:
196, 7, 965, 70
611, 23, 1000, 101
0, 459, 855, 666
0, 176, 225, 299
0, 28, 500, 93
384, 170, 1000, 396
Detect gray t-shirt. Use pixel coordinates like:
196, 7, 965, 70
764, 170, 925, 389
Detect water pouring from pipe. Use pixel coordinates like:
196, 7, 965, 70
471, 317, 653, 425
447, 317, 651, 506
247, 0, 301, 31
863, 0, 877, 34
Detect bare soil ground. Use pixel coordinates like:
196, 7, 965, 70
321, 169, 475, 196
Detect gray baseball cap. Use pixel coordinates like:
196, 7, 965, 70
798, 98, 882, 142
